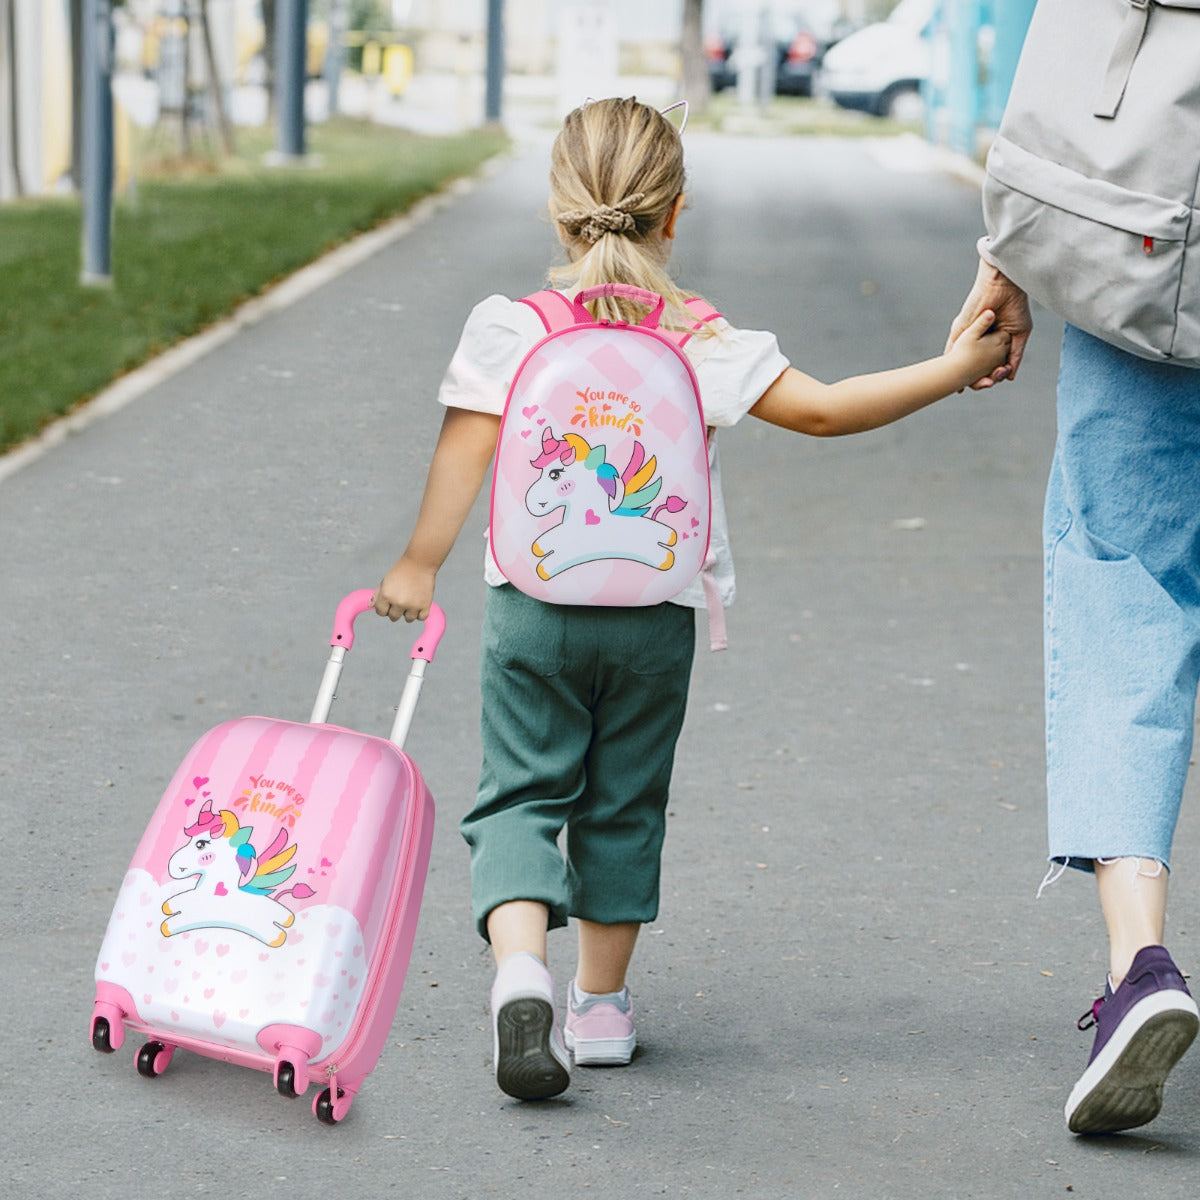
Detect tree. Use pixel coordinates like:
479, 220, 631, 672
681, 0, 711, 115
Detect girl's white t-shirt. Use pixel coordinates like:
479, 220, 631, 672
437, 292, 790, 610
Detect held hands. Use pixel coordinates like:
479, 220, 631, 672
946, 258, 1033, 389
944, 308, 1012, 390
374, 555, 436, 623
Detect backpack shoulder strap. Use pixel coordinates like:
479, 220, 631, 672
664, 296, 723, 350
517, 290, 578, 333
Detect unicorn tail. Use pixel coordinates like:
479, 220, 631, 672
652, 495, 688, 522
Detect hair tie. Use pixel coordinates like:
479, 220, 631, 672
556, 192, 646, 245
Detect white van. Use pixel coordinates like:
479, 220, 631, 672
819, 0, 934, 121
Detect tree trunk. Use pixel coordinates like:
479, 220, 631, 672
680, 0, 711, 115
198, 0, 234, 154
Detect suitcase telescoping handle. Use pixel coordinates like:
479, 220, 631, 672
309, 589, 447, 750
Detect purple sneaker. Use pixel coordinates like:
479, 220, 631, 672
1065, 944, 1199, 1134
564, 980, 637, 1066
491, 953, 570, 1100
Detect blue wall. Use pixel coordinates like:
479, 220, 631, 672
926, 0, 1036, 156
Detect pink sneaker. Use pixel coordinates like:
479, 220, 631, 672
564, 980, 637, 1066
490, 953, 570, 1100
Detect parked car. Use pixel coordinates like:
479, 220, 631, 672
820, 0, 934, 121
705, 10, 837, 98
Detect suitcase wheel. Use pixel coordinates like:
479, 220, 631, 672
314, 1086, 346, 1125
136, 1041, 174, 1078
275, 1060, 300, 1099
91, 1017, 115, 1054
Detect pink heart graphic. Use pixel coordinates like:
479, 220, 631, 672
170, 1012, 180, 1022
691, 517, 700, 528
353, 946, 363, 958
326, 924, 342, 938
321, 858, 333, 868
520, 429, 531, 439
537, 418, 546, 425
122, 951, 136, 967
100, 962, 110, 972
259, 953, 270, 963
214, 882, 229, 897
585, 509, 601, 526
193, 776, 209, 789
212, 1011, 227, 1028
231, 969, 247, 983
681, 532, 689, 540
522, 405, 538, 418
204, 987, 215, 1000
216, 944, 230, 957
194, 939, 209, 955
239, 1008, 250, 1019
144, 993, 153, 1005
184, 796, 196, 806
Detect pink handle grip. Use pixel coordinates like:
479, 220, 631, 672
572, 285, 664, 329
330, 590, 447, 662
410, 604, 446, 662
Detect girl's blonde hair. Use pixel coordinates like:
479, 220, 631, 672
547, 97, 704, 332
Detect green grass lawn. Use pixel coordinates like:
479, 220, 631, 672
0, 119, 508, 452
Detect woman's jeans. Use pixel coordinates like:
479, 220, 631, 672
1045, 325, 1200, 871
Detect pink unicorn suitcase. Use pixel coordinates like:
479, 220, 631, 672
90, 591, 445, 1125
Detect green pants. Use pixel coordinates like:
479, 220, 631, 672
461, 585, 696, 940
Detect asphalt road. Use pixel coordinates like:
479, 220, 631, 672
5, 129, 1200, 1198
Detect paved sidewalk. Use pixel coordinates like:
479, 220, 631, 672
5, 130, 1200, 1198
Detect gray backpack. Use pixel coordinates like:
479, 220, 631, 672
982, 0, 1200, 367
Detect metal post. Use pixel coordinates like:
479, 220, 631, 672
275, 0, 307, 159
81, 0, 114, 285
484, 0, 503, 126
323, 0, 349, 117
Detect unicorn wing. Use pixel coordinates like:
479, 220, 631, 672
244, 832, 297, 895
623, 453, 657, 497
617, 477, 662, 516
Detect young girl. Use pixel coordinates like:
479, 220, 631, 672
375, 97, 1010, 1102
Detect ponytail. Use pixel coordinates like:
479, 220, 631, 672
547, 98, 708, 335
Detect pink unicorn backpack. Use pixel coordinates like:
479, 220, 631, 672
490, 284, 724, 640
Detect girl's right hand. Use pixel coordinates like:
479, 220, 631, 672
374, 556, 436, 623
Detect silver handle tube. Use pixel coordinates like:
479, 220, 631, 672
389, 659, 427, 749
310, 646, 347, 724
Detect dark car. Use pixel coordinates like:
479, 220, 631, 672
705, 11, 847, 97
